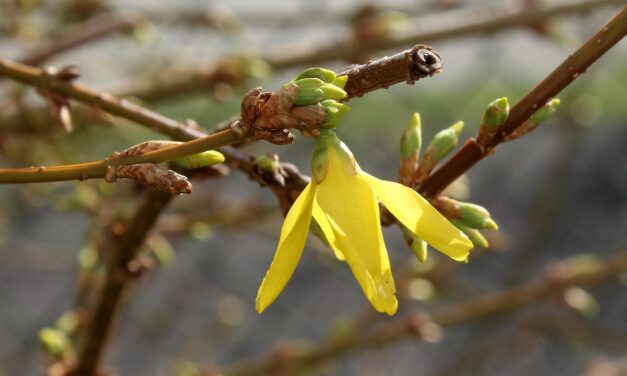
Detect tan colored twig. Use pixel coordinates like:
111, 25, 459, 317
222, 248, 627, 376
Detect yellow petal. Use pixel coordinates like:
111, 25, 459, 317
316, 150, 397, 315
362, 174, 473, 261
312, 201, 344, 261
256, 182, 317, 313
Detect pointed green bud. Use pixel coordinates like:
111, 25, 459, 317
330, 75, 348, 89
529, 98, 560, 125
39, 328, 71, 359
478, 97, 509, 145
293, 77, 326, 89
294, 67, 336, 83
400, 113, 422, 159
320, 83, 348, 101
452, 220, 489, 249
425, 120, 463, 162
321, 99, 350, 129
403, 227, 428, 262
173, 150, 225, 169
254, 153, 279, 173
504, 98, 560, 142
457, 202, 499, 230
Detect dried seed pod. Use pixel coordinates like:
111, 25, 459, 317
114, 164, 192, 194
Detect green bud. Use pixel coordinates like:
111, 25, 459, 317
254, 153, 279, 173
452, 220, 489, 249
400, 112, 422, 159
319, 83, 348, 101
321, 99, 351, 129
529, 98, 560, 125
457, 202, 499, 230
173, 150, 225, 169
55, 311, 79, 335
330, 75, 348, 89
294, 86, 325, 106
39, 328, 71, 359
293, 77, 326, 89
294, 67, 337, 83
425, 121, 463, 162
478, 97, 509, 144
482, 97, 509, 128
403, 227, 428, 262
314, 129, 357, 177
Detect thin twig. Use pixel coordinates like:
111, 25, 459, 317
418, 6, 626, 199
222, 248, 627, 376
18, 13, 144, 66
73, 189, 173, 375
115, 0, 622, 100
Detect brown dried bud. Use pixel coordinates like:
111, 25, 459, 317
237, 83, 327, 145
36, 88, 73, 132
112, 164, 192, 194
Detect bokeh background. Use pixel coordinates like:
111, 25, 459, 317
0, 0, 626, 375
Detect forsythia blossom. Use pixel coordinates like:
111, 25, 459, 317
256, 129, 473, 315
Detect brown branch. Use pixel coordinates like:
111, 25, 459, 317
73, 189, 173, 376
222, 248, 627, 376
418, 6, 627, 199
17, 13, 144, 66
0, 45, 440, 193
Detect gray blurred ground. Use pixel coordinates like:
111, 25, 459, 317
0, 1, 626, 375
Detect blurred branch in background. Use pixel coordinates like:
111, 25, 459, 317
222, 247, 627, 376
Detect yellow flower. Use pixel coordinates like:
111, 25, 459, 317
256, 130, 472, 315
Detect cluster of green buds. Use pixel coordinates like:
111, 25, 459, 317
504, 99, 560, 142
434, 196, 499, 250
39, 311, 79, 360
398, 112, 465, 186
291, 68, 351, 129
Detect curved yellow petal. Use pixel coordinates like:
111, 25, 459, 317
256, 182, 317, 313
316, 150, 397, 315
362, 174, 473, 261
312, 201, 344, 261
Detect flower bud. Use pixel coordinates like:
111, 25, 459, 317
294, 67, 337, 83
452, 220, 489, 249
39, 328, 71, 359
254, 153, 279, 173
321, 99, 351, 129
173, 150, 225, 169
530, 98, 560, 125
478, 97, 509, 145
426, 121, 463, 162
416, 121, 463, 181
457, 202, 499, 230
399, 113, 422, 186
505, 98, 560, 142
400, 113, 422, 159
320, 83, 348, 101
403, 227, 428, 262
331, 75, 348, 89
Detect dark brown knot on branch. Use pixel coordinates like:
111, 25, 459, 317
232, 83, 327, 145
407, 45, 442, 84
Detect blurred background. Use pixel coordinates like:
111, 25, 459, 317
0, 0, 626, 375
